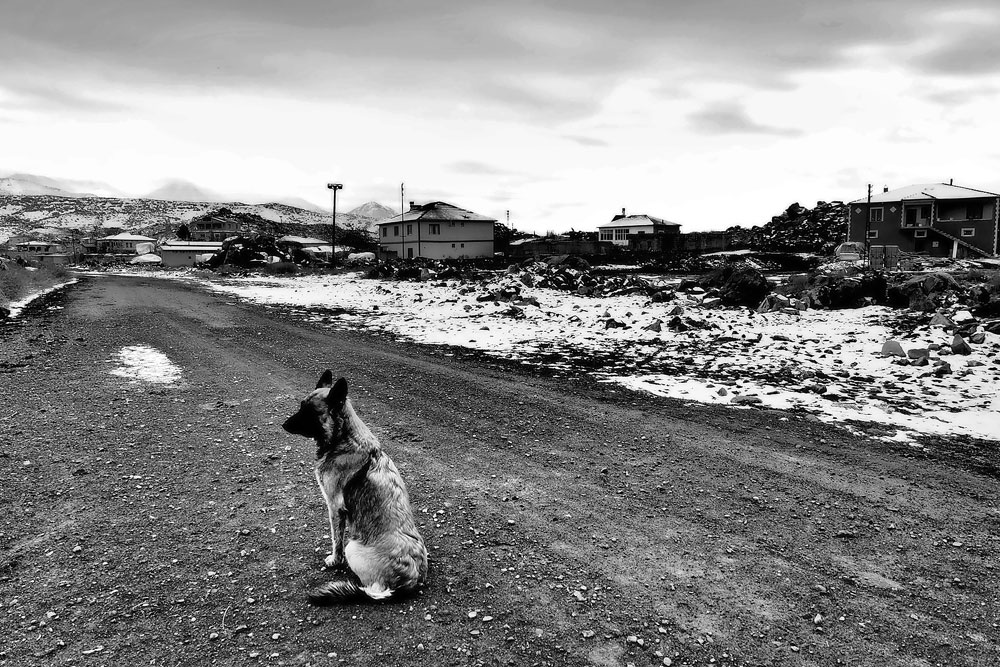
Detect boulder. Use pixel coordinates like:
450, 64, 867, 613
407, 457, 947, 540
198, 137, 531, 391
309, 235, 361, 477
643, 320, 662, 332
708, 263, 772, 307
969, 332, 986, 344
984, 320, 1000, 335
950, 335, 972, 355
604, 319, 627, 329
933, 360, 952, 376
731, 395, 763, 405
0, 306, 9, 320
928, 312, 956, 328
906, 348, 930, 360
881, 340, 906, 357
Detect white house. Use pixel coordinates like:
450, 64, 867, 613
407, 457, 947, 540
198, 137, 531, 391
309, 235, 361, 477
158, 241, 223, 267
597, 209, 682, 246
98, 233, 156, 255
376, 201, 495, 259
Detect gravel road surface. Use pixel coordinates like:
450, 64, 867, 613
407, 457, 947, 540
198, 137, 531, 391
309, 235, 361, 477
1, 274, 997, 666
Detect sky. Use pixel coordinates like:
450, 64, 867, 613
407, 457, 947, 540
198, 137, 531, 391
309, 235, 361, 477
3, 0, 1000, 233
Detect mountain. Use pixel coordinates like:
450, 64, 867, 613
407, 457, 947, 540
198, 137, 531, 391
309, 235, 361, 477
348, 201, 395, 221
144, 179, 224, 203
0, 176, 79, 198
7, 173, 126, 198
273, 196, 327, 213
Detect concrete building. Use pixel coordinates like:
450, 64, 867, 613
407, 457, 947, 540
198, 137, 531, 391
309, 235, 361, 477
158, 241, 223, 267
847, 182, 999, 258
376, 201, 495, 259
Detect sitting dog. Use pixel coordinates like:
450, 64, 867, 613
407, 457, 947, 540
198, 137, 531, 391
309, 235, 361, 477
282, 371, 427, 603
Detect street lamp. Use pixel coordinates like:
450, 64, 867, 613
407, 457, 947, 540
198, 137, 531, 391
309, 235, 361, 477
327, 183, 343, 267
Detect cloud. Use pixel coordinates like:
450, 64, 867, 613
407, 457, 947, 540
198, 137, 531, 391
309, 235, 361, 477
564, 135, 609, 147
688, 102, 802, 137
0, 81, 128, 114
447, 160, 516, 176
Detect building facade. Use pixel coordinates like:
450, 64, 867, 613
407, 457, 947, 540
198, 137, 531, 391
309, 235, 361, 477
376, 201, 495, 259
847, 183, 999, 258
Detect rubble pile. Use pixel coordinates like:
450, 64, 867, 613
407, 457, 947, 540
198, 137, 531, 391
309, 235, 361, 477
207, 236, 290, 269
726, 201, 847, 254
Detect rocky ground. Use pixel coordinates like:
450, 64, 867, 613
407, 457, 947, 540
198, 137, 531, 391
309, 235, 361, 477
0, 275, 997, 667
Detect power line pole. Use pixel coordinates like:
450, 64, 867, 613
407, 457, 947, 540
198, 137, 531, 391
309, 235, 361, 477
327, 183, 342, 267
864, 183, 872, 267
400, 182, 405, 260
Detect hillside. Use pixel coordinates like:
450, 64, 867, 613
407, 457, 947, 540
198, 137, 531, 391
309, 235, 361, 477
727, 201, 848, 254
0, 194, 364, 242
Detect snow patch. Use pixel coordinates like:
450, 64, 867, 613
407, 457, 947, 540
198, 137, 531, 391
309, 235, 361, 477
109, 345, 182, 385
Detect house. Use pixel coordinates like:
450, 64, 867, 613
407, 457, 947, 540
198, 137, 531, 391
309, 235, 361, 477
848, 182, 999, 258
97, 233, 156, 255
188, 213, 244, 241
8, 240, 70, 265
158, 241, 224, 267
376, 201, 495, 259
598, 209, 681, 247
276, 235, 334, 261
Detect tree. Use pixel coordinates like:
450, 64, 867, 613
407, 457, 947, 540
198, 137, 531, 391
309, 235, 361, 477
177, 224, 190, 241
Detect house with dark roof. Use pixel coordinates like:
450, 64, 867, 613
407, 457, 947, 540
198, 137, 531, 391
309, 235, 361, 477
376, 201, 495, 259
847, 182, 999, 258
598, 209, 681, 247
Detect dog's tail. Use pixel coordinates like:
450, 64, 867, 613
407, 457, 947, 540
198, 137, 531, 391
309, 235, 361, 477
308, 577, 394, 605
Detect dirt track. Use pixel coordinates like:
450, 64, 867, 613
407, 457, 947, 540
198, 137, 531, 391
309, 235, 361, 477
1, 273, 997, 667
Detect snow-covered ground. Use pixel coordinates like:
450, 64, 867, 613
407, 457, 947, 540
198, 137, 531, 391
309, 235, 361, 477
147, 270, 999, 445
3, 279, 78, 318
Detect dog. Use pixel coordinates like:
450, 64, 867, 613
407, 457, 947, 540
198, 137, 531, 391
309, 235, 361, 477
282, 371, 428, 603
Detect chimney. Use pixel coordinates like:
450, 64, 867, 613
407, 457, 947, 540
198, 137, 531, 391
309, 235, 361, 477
949, 178, 953, 185
409, 200, 416, 210
883, 186, 889, 193
621, 207, 626, 216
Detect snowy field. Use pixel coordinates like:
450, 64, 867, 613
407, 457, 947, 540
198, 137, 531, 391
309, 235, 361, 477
148, 270, 1000, 445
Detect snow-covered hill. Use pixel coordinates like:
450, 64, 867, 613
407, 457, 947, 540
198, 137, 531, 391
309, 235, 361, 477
0, 194, 345, 241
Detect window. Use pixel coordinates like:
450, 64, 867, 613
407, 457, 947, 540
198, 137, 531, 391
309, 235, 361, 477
406, 224, 413, 235
599, 231, 613, 241
451, 243, 455, 248
914, 229, 927, 238
429, 224, 440, 235
932, 241, 940, 248
381, 227, 387, 237
867, 230, 879, 239
961, 228, 975, 237
393, 226, 399, 237
869, 207, 883, 223
614, 228, 629, 241
461, 243, 465, 248
966, 203, 983, 220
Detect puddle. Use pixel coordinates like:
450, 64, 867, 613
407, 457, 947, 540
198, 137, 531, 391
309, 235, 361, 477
109, 345, 183, 385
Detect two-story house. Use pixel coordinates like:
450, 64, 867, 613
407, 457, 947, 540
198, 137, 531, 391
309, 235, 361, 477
848, 182, 999, 258
376, 201, 495, 259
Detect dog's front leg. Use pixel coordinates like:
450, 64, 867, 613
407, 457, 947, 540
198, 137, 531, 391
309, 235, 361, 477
323, 497, 349, 569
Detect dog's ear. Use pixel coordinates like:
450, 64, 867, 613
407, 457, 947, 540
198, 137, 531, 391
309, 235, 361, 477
316, 370, 334, 389
327, 377, 348, 407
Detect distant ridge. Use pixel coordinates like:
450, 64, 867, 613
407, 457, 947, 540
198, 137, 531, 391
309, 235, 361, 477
144, 179, 225, 203
0, 175, 80, 198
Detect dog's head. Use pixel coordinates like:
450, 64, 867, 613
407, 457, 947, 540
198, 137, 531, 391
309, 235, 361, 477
282, 370, 349, 442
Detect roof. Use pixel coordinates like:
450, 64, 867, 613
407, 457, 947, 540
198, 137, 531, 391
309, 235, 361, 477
598, 214, 681, 229
851, 183, 1000, 204
276, 235, 328, 245
376, 201, 496, 225
160, 242, 223, 252
102, 233, 155, 241
14, 240, 58, 246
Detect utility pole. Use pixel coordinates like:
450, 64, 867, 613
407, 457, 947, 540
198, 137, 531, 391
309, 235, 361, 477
863, 183, 872, 267
327, 183, 342, 267
400, 182, 405, 260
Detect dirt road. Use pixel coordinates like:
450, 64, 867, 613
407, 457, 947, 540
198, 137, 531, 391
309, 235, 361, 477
1, 274, 997, 666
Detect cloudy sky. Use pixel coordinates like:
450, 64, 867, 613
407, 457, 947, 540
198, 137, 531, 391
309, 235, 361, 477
2, 0, 1000, 232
